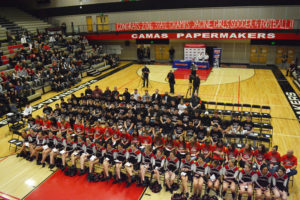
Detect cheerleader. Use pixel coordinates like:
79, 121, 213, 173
25, 129, 39, 160
125, 143, 142, 187
152, 149, 165, 187
120, 129, 131, 149
94, 121, 104, 141
221, 159, 239, 199
79, 138, 95, 175
138, 145, 153, 187
84, 121, 95, 139
59, 118, 71, 137
238, 163, 255, 200
253, 144, 267, 169
140, 131, 153, 150
211, 140, 225, 164
207, 160, 222, 195
102, 142, 117, 181
239, 143, 253, 168
112, 144, 128, 184
200, 139, 212, 162
48, 132, 65, 169
40, 131, 55, 167
16, 130, 30, 158
70, 136, 86, 169
73, 119, 85, 136
88, 141, 104, 175
272, 166, 288, 200
41, 117, 51, 132
225, 143, 239, 163
192, 155, 209, 198
180, 153, 194, 197
152, 133, 164, 153
49, 118, 59, 135
29, 132, 47, 163
188, 137, 201, 160
176, 135, 187, 159
34, 115, 43, 132
131, 129, 141, 146
164, 135, 176, 157
111, 127, 121, 148
59, 135, 76, 171
254, 164, 272, 200
102, 123, 113, 143
165, 151, 180, 193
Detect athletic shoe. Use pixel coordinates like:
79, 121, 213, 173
42, 163, 46, 168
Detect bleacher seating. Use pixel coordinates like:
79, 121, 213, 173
0, 26, 7, 41
0, 7, 52, 34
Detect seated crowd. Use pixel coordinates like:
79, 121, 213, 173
0, 33, 109, 116
16, 88, 297, 200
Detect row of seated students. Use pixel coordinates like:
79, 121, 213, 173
16, 88, 297, 199
16, 128, 296, 200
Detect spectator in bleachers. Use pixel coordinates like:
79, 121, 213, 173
23, 103, 33, 118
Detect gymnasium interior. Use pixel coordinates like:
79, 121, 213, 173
0, 0, 299, 200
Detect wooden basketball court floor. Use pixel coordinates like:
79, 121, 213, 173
0, 62, 299, 200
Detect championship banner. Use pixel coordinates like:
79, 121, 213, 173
212, 48, 222, 68
85, 32, 300, 40
115, 19, 294, 31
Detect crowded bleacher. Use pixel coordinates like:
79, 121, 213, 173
0, 32, 118, 117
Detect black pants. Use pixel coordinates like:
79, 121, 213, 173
192, 86, 199, 96
143, 77, 149, 87
169, 82, 174, 94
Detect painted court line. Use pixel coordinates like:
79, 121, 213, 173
0, 191, 20, 200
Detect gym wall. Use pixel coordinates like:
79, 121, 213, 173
96, 39, 300, 65
47, 5, 300, 32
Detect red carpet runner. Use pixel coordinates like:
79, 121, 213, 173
25, 170, 145, 200
174, 68, 212, 80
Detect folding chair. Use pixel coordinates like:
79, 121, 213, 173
261, 106, 271, 124
8, 138, 21, 152
206, 102, 217, 115
232, 104, 242, 117
216, 102, 225, 118
246, 132, 260, 148
241, 104, 251, 120
251, 105, 262, 123
259, 134, 273, 148
261, 123, 273, 136
223, 103, 233, 120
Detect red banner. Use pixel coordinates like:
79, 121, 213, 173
86, 32, 300, 40
185, 43, 205, 48
115, 19, 294, 31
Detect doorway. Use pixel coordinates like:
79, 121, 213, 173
250, 46, 268, 64
154, 45, 169, 61
86, 16, 93, 32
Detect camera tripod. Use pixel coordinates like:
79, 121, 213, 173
185, 84, 193, 98
138, 75, 153, 89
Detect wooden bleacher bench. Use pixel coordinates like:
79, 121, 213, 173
27, 92, 41, 102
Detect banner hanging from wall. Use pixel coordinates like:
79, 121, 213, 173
86, 32, 300, 40
115, 19, 294, 31
184, 43, 206, 61
212, 48, 222, 68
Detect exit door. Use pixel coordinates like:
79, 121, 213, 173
86, 16, 93, 32
250, 46, 268, 64
155, 45, 169, 60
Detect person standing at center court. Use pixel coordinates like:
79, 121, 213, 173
167, 70, 175, 94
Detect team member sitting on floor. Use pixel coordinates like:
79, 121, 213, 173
165, 151, 180, 193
